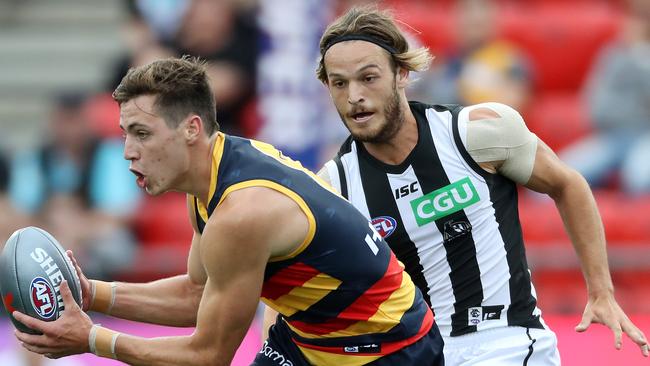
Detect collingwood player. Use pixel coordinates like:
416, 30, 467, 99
266, 6, 648, 365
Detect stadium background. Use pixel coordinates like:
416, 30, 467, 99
0, 0, 648, 364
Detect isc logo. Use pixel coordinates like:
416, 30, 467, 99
30, 277, 57, 319
371, 216, 397, 238
394, 182, 419, 199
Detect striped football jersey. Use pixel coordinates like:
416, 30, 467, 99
189, 133, 434, 365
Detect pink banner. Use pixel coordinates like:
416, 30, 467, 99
1, 314, 649, 365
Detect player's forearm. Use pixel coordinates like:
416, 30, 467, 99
111, 286, 256, 366
113, 334, 229, 366
551, 171, 614, 296
96, 275, 203, 326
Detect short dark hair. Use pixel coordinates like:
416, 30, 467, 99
317, 6, 432, 83
112, 56, 219, 135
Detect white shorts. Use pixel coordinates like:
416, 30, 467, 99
443, 326, 561, 366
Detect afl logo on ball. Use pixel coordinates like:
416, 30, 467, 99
371, 216, 397, 238
30, 277, 57, 319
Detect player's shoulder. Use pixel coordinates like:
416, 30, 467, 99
209, 185, 299, 226
463, 102, 522, 122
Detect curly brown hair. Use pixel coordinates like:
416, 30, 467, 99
113, 56, 219, 135
316, 6, 432, 84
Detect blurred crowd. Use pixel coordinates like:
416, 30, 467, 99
0, 0, 648, 314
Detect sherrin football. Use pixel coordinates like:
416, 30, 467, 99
0, 227, 82, 334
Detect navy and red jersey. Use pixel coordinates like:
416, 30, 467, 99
189, 133, 433, 366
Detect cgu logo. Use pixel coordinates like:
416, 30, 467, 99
30, 277, 57, 319
371, 216, 397, 238
410, 177, 480, 226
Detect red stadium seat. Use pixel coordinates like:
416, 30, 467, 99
132, 192, 193, 247
532, 270, 585, 313
592, 191, 650, 244
392, 3, 622, 92
519, 194, 569, 244
498, 3, 622, 92
119, 193, 193, 282
523, 92, 592, 152
84, 92, 123, 139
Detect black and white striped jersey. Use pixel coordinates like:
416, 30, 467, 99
324, 101, 545, 337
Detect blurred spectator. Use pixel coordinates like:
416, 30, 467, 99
8, 91, 141, 279
256, 0, 345, 170
106, 0, 178, 92
560, 0, 650, 194
110, 0, 259, 136
133, 0, 189, 44
173, 0, 259, 135
0, 152, 26, 243
416, 0, 532, 111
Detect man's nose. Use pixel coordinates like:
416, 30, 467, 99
347, 82, 365, 105
123, 138, 139, 161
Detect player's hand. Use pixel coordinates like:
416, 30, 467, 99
66, 250, 92, 311
13, 280, 92, 359
576, 292, 649, 357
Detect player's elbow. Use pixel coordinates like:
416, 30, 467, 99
547, 167, 589, 201
196, 352, 228, 366
188, 343, 231, 366
187, 282, 205, 318
176, 276, 205, 326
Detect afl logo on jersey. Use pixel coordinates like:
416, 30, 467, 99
30, 277, 57, 319
371, 216, 397, 238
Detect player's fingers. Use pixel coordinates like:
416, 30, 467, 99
610, 323, 623, 350
12, 311, 48, 333
14, 330, 48, 347
66, 251, 82, 273
59, 281, 76, 308
20, 341, 57, 355
575, 313, 592, 332
622, 321, 649, 357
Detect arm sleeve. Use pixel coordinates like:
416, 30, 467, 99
461, 102, 538, 184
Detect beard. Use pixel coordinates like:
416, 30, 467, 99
339, 84, 405, 144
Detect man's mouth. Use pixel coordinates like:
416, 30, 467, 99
350, 111, 374, 123
130, 168, 146, 188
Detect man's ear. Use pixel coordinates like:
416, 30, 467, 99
396, 67, 409, 89
184, 115, 202, 143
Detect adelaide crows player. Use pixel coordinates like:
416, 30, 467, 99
12, 56, 444, 366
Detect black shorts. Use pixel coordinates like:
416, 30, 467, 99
251, 317, 444, 366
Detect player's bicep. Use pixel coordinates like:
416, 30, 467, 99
190, 275, 261, 363
187, 232, 206, 285
186, 197, 206, 284
190, 204, 270, 362
525, 138, 576, 196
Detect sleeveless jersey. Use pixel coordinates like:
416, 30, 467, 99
324, 102, 545, 337
189, 133, 433, 366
